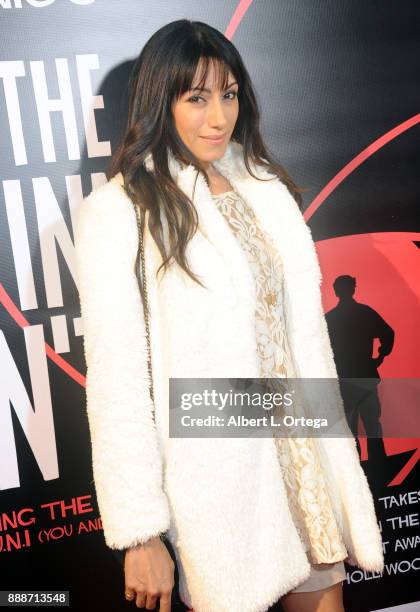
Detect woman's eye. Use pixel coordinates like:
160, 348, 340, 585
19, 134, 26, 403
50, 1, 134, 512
188, 91, 238, 104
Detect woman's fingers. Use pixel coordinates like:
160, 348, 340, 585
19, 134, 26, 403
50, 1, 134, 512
134, 588, 147, 608
144, 591, 159, 609
124, 587, 172, 610
125, 584, 173, 610
124, 586, 136, 601
157, 591, 172, 612
125, 581, 146, 607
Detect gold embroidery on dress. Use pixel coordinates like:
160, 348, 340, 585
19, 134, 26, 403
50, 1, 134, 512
212, 189, 348, 564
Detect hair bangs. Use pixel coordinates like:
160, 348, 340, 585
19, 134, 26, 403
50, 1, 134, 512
172, 51, 235, 100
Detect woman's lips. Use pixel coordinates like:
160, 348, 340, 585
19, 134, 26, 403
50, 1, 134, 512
200, 134, 227, 144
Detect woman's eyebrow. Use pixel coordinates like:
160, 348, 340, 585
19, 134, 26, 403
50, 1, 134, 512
189, 81, 238, 93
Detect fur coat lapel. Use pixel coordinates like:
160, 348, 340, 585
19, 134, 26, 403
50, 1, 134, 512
148, 142, 259, 321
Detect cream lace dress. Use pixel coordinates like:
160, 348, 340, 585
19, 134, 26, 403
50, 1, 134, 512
212, 188, 348, 592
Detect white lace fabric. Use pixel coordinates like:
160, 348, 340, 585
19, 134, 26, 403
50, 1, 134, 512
212, 189, 348, 564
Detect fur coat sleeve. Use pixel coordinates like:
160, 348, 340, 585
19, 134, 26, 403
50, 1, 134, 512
74, 181, 171, 550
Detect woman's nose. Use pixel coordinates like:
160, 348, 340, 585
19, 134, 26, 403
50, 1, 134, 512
207, 100, 228, 127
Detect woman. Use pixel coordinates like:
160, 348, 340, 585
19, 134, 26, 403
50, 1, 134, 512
74, 20, 384, 612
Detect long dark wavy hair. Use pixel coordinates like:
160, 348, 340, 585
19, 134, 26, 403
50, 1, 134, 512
108, 19, 305, 295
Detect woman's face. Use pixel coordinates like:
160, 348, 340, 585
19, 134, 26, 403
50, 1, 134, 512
172, 63, 239, 168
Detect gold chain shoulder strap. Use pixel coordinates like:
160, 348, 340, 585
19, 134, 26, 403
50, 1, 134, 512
133, 203, 155, 409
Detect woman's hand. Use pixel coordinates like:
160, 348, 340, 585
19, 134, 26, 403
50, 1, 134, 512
124, 536, 175, 610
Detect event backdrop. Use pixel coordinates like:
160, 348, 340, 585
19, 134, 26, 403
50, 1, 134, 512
1, 1, 419, 611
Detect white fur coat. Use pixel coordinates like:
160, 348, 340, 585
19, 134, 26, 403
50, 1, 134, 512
74, 141, 384, 612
